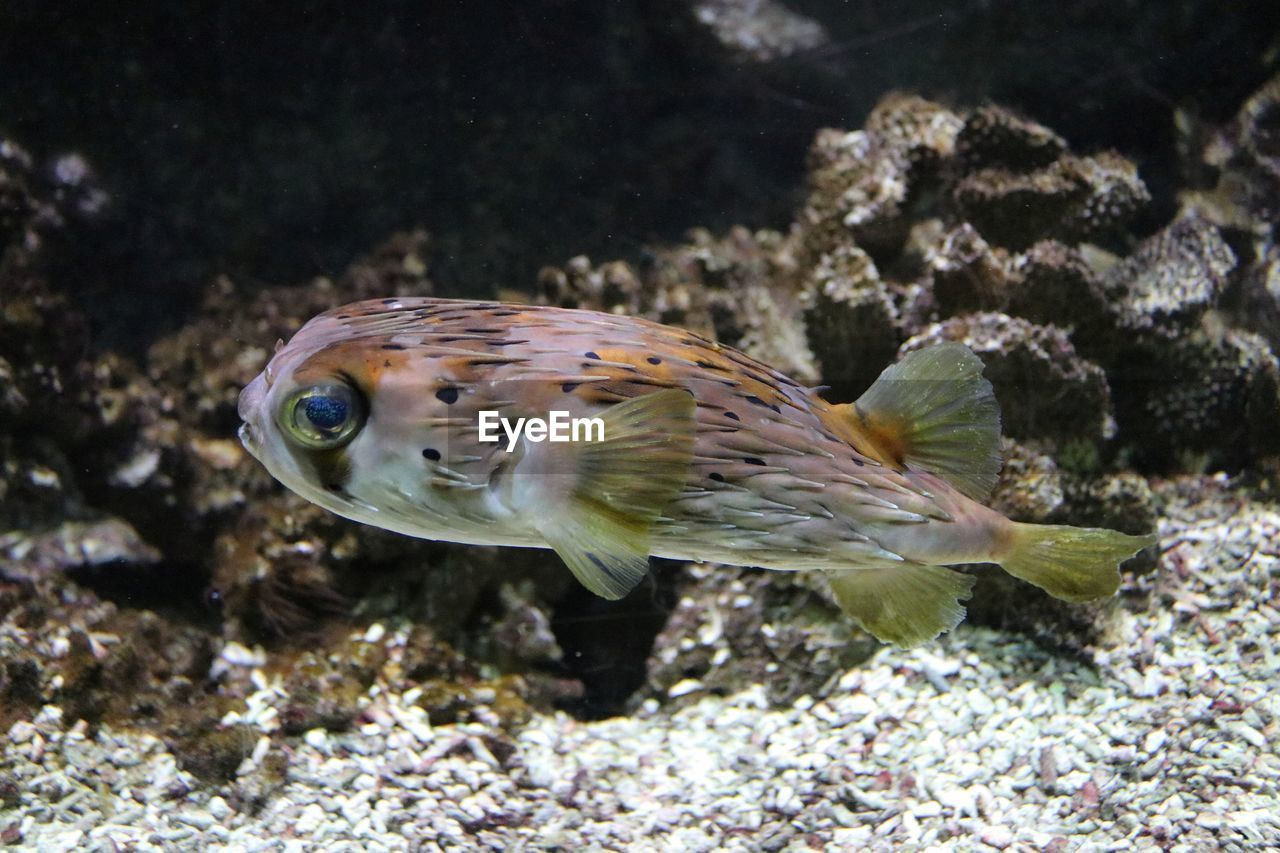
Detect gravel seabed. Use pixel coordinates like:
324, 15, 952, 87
4, 477, 1279, 851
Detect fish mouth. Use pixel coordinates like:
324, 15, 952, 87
237, 374, 268, 458
237, 422, 259, 458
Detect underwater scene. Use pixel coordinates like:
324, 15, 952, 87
1, 2, 1278, 850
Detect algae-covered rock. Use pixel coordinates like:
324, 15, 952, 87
800, 244, 905, 397
802, 94, 963, 255
1101, 215, 1236, 339
955, 105, 1068, 172
1111, 325, 1280, 466
1195, 73, 1280, 231
988, 440, 1065, 523
903, 313, 1113, 446
541, 226, 818, 384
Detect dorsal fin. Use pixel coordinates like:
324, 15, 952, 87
838, 343, 1002, 501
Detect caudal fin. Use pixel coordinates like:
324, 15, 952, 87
999, 522, 1157, 602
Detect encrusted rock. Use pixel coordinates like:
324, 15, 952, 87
1220, 244, 1280, 352
1110, 326, 1280, 465
542, 226, 818, 383
1101, 215, 1236, 338
956, 105, 1068, 172
802, 95, 963, 254
1198, 73, 1280, 228
952, 151, 1148, 250
922, 223, 1009, 316
949, 103, 1150, 251
902, 313, 1113, 445
988, 440, 1065, 523
1007, 240, 1111, 335
538, 255, 642, 314
0, 517, 161, 581
800, 245, 904, 396
1056, 471, 1160, 543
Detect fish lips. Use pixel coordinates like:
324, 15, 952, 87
237, 373, 269, 459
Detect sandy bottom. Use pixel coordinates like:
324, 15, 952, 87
4, 477, 1278, 851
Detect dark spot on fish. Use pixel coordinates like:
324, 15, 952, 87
422, 448, 441, 461
382, 343, 406, 350
485, 339, 530, 348
491, 310, 520, 317
562, 383, 579, 393
695, 359, 727, 372
585, 552, 609, 572
325, 483, 345, 493
381, 298, 399, 305
709, 472, 725, 482
436, 387, 460, 405
851, 456, 864, 466
724, 411, 740, 421
337, 314, 351, 319
383, 359, 392, 368
646, 356, 662, 365
464, 328, 501, 334
744, 457, 767, 466
585, 351, 601, 360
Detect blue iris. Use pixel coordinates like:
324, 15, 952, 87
304, 395, 349, 431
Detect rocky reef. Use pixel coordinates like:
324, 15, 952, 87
3, 58, 1280, 847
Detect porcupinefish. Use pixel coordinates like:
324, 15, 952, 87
237, 297, 1156, 647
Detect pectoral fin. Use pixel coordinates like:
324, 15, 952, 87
538, 389, 696, 599
827, 562, 976, 648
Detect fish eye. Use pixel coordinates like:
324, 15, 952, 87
281, 383, 365, 449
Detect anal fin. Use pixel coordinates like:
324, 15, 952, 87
827, 563, 976, 648
537, 389, 696, 599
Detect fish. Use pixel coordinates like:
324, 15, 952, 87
237, 296, 1157, 647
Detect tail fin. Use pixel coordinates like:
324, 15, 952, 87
999, 522, 1157, 602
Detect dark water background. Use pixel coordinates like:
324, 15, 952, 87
2, 0, 1275, 349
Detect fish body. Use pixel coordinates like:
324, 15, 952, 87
239, 297, 1155, 647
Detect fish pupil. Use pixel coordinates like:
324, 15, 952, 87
304, 395, 348, 431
